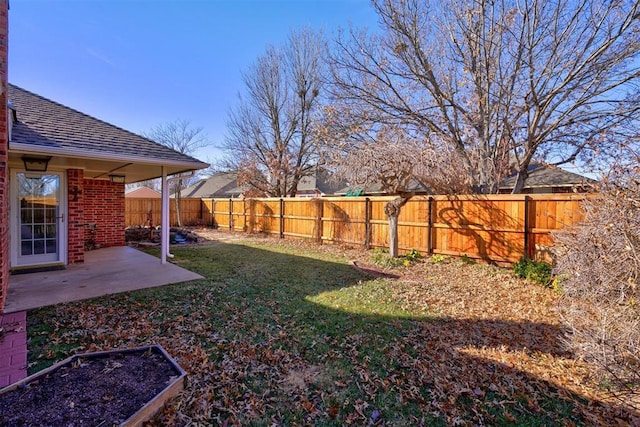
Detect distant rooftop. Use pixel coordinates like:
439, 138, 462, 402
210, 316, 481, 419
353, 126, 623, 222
499, 164, 595, 191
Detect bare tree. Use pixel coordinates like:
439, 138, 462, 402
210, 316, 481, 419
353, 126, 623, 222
221, 28, 325, 197
328, 0, 640, 194
320, 109, 469, 256
144, 119, 208, 226
126, 180, 160, 192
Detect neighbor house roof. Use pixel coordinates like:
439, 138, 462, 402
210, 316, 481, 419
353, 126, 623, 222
180, 168, 346, 198
499, 164, 595, 191
179, 172, 245, 198
296, 168, 346, 196
125, 186, 161, 198
7, 84, 208, 182
336, 178, 431, 196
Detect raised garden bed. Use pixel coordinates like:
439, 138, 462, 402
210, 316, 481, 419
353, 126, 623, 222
0, 345, 185, 426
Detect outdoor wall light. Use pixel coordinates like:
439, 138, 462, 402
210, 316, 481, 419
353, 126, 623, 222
22, 156, 51, 172
109, 174, 126, 183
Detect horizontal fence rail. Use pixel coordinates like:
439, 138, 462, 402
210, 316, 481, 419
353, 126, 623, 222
125, 194, 588, 263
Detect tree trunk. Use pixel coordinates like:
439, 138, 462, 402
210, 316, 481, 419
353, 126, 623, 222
384, 196, 410, 257
511, 169, 529, 194
388, 212, 400, 257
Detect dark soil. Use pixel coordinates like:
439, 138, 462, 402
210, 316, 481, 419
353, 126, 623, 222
351, 260, 401, 279
0, 348, 181, 426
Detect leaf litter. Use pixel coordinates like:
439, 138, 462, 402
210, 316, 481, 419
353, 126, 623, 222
26, 229, 639, 426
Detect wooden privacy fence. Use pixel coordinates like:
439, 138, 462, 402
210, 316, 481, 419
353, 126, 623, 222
125, 198, 210, 228
125, 195, 587, 263
196, 194, 587, 263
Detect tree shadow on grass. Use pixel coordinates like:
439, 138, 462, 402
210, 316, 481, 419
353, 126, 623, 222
27, 241, 638, 426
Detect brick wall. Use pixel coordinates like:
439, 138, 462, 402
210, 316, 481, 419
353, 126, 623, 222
0, 0, 9, 314
84, 179, 125, 247
67, 169, 85, 264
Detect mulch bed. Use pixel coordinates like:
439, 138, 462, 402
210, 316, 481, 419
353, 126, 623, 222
0, 348, 180, 426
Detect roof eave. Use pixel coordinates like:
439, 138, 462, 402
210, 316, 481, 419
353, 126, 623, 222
9, 141, 209, 170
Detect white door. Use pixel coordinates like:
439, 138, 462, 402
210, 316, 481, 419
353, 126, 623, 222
11, 171, 66, 267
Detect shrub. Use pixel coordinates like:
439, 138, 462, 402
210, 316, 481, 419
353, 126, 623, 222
430, 254, 447, 264
405, 249, 421, 262
554, 170, 640, 409
370, 248, 422, 268
513, 257, 553, 287
460, 254, 476, 265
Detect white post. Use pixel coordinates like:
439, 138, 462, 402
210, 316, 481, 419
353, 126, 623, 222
161, 166, 168, 264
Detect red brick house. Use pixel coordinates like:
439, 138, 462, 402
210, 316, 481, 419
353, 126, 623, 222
0, 2, 207, 313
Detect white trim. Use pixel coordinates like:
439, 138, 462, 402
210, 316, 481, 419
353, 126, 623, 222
9, 142, 208, 169
10, 169, 68, 268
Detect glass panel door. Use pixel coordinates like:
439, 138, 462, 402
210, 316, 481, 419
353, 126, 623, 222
15, 173, 62, 265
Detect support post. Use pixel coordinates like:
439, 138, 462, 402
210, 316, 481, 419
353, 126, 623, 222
160, 167, 168, 264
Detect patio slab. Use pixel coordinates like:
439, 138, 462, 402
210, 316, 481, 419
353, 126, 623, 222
4, 246, 203, 313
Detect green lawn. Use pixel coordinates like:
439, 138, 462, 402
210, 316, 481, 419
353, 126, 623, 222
27, 238, 634, 425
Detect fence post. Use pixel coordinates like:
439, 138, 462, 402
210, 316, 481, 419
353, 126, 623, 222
245, 199, 251, 233
211, 199, 215, 228
313, 198, 323, 244
427, 196, 434, 255
279, 198, 285, 239
523, 195, 530, 259
364, 197, 371, 249
229, 198, 233, 230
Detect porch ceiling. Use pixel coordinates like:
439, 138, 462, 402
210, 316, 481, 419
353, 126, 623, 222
7, 149, 204, 183
4, 246, 204, 313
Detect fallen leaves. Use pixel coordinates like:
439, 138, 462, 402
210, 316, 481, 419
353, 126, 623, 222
25, 232, 639, 425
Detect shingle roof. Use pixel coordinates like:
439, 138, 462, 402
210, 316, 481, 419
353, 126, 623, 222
296, 168, 346, 195
179, 172, 245, 198
8, 84, 205, 166
336, 178, 431, 196
125, 186, 161, 198
499, 164, 595, 190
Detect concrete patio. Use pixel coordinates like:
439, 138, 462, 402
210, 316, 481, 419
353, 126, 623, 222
3, 246, 204, 313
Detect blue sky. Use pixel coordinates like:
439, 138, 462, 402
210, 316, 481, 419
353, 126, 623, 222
9, 0, 379, 165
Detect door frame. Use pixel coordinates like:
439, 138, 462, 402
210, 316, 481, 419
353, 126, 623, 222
9, 169, 68, 268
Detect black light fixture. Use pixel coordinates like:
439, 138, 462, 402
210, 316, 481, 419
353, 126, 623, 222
108, 174, 126, 183
22, 156, 51, 172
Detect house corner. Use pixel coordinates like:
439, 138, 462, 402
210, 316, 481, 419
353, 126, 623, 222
0, 0, 9, 314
